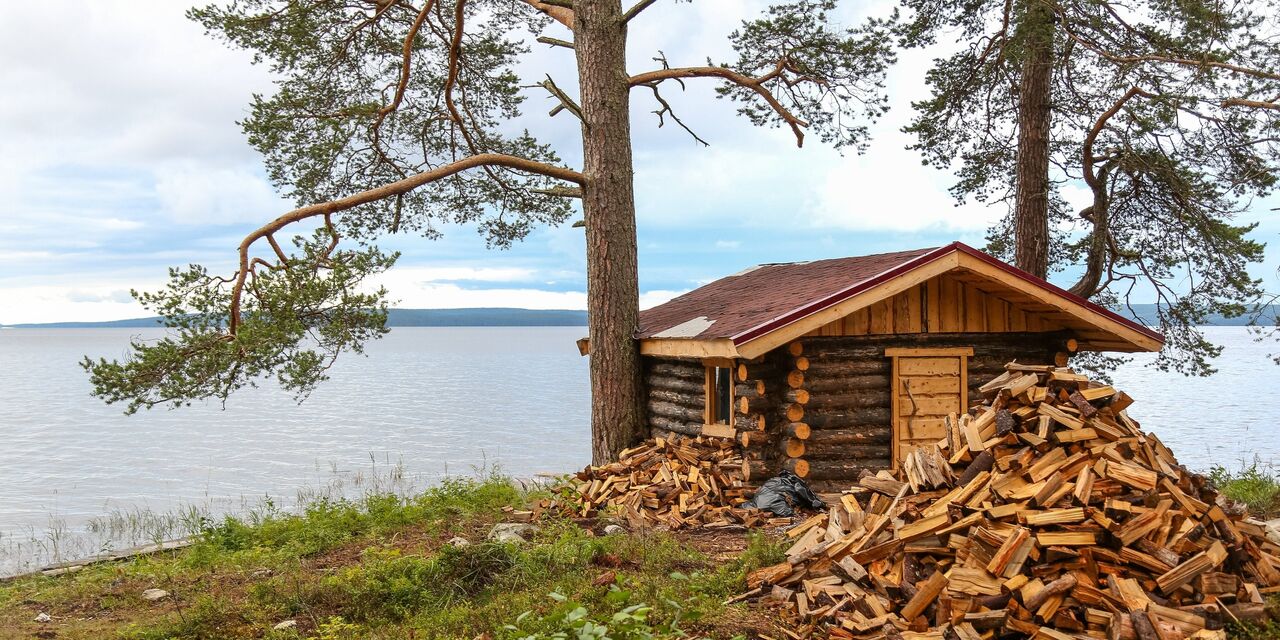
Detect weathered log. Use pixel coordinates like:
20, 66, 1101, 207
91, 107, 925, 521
804, 389, 892, 410
739, 429, 775, 449
803, 408, 893, 428
793, 356, 810, 371
786, 370, 805, 389
737, 362, 779, 382
797, 443, 890, 461
784, 403, 805, 422
803, 360, 891, 377
647, 400, 703, 423
792, 457, 891, 480
783, 438, 806, 458
648, 362, 705, 380
648, 387, 705, 406
802, 374, 890, 393
787, 341, 804, 356
649, 416, 701, 437
737, 395, 775, 415
734, 381, 766, 398
742, 458, 775, 482
784, 389, 810, 404
783, 457, 810, 478
784, 422, 811, 440
805, 427, 892, 446
735, 414, 765, 432
645, 375, 704, 394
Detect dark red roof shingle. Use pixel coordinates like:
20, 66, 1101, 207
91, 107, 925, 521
638, 247, 938, 340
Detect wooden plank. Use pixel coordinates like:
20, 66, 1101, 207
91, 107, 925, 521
900, 376, 962, 395
898, 357, 961, 376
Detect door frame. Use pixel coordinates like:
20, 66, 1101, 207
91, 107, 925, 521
886, 347, 973, 467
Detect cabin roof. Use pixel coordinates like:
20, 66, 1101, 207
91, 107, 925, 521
636, 242, 1164, 358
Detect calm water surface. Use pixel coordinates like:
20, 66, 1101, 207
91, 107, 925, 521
0, 325, 1276, 572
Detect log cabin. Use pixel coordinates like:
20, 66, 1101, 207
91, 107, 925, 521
587, 242, 1164, 490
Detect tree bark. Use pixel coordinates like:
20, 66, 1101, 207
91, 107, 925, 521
1013, 0, 1054, 279
575, 0, 645, 464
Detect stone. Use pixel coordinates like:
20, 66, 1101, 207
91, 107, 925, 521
141, 588, 169, 602
603, 524, 626, 536
446, 536, 470, 548
273, 620, 297, 631
487, 522, 538, 544
34, 612, 51, 623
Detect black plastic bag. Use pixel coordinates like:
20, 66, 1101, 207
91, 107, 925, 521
742, 470, 826, 517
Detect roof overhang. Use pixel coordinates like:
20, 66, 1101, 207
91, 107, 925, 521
630, 242, 1164, 360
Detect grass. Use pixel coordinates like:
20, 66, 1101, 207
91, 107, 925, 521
0, 472, 783, 639
1208, 458, 1280, 519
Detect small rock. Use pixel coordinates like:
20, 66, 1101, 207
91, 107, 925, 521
141, 588, 169, 602
603, 524, 626, 536
273, 620, 297, 631
446, 536, 470, 548
34, 612, 51, 623
250, 568, 273, 578
487, 522, 538, 544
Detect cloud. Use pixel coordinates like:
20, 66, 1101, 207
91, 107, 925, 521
714, 240, 741, 249
153, 163, 289, 225
65, 289, 135, 304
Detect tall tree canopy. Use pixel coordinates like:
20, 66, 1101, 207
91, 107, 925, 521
83, 0, 894, 462
900, 0, 1280, 375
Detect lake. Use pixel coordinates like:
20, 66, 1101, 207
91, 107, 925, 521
1, 325, 1277, 574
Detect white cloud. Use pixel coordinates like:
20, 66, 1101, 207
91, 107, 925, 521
640, 289, 687, 310
153, 163, 289, 225
714, 240, 741, 249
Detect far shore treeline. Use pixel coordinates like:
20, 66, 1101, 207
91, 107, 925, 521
5, 304, 1277, 329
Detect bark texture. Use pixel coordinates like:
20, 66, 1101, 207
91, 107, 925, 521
1013, 0, 1055, 279
575, 0, 645, 464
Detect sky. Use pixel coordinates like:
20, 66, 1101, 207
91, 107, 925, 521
1, 1, 1276, 325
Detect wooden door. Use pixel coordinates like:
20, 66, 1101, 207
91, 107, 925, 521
887, 347, 972, 466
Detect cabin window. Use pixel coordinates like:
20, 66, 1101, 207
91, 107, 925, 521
706, 366, 733, 424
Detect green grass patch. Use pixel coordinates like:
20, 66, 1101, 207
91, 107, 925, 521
1207, 458, 1280, 518
0, 474, 778, 639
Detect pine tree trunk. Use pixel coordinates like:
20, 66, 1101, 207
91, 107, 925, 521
1013, 0, 1054, 279
574, 0, 645, 464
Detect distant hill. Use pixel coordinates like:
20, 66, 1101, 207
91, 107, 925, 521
4, 308, 588, 329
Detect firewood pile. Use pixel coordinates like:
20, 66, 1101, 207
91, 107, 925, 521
564, 435, 781, 530
742, 363, 1280, 639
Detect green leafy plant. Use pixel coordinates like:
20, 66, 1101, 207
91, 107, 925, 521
499, 591, 685, 640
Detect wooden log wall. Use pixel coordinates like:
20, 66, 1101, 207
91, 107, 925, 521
644, 357, 706, 440
773, 332, 1066, 490
735, 352, 785, 482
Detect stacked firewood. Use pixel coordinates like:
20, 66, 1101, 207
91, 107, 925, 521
565, 435, 778, 530
742, 363, 1280, 639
